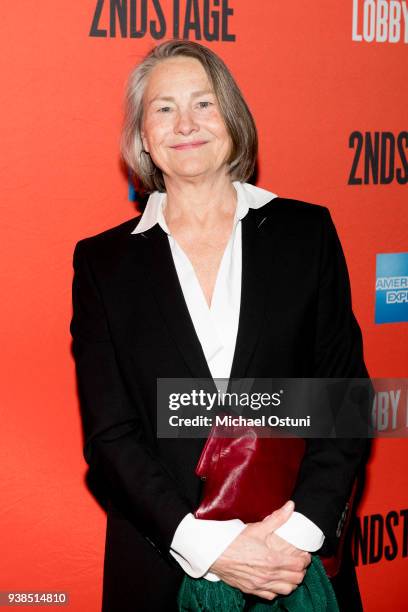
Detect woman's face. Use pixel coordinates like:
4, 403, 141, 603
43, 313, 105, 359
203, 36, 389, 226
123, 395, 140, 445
141, 56, 232, 184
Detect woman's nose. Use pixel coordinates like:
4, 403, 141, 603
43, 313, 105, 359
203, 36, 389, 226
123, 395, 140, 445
174, 109, 199, 135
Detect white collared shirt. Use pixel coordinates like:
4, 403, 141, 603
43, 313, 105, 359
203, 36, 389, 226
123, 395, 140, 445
131, 181, 324, 580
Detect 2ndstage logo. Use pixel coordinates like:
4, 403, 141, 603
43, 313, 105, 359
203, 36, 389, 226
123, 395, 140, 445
90, 0, 235, 41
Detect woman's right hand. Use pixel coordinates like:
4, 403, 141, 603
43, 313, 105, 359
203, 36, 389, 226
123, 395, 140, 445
208, 501, 311, 601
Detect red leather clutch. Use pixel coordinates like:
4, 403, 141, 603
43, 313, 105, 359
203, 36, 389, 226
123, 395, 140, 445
194, 419, 356, 578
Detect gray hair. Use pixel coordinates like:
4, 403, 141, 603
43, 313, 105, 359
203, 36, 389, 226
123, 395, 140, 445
120, 39, 258, 193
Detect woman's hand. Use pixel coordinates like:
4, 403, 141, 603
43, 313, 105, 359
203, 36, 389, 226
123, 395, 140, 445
208, 501, 311, 601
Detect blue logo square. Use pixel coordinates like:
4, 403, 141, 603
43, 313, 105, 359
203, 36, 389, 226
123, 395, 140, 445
375, 253, 408, 324
128, 177, 138, 202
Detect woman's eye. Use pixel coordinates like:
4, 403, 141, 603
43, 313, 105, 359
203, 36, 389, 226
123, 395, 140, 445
158, 106, 171, 113
198, 101, 212, 109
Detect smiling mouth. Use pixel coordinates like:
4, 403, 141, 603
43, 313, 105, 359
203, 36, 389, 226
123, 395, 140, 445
170, 141, 208, 150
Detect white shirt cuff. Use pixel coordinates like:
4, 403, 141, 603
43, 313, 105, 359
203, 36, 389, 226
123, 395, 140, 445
274, 511, 325, 551
169, 513, 246, 581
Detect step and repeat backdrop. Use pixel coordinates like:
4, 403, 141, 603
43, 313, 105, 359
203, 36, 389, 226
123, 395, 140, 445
1, 1, 407, 610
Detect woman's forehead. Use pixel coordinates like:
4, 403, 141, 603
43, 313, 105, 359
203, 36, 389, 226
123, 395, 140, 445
144, 57, 213, 100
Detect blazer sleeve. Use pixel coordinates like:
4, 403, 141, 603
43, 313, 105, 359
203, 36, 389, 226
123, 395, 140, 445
290, 207, 371, 556
70, 239, 193, 559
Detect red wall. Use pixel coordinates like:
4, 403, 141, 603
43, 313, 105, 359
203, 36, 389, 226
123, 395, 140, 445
1, 2, 407, 610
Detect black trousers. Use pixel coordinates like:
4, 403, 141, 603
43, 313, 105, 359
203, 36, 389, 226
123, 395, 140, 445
329, 550, 363, 612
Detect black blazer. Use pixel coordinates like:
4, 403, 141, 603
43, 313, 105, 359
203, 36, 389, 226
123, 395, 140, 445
70, 196, 369, 612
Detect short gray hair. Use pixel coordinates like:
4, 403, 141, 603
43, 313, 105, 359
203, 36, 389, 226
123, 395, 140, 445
120, 39, 258, 193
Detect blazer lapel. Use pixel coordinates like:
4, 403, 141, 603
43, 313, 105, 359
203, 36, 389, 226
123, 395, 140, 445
229, 208, 269, 381
135, 223, 215, 383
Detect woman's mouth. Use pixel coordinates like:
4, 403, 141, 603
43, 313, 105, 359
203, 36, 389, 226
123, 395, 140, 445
170, 141, 208, 150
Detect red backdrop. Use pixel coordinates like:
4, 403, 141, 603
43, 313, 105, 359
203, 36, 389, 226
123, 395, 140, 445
1, 2, 407, 610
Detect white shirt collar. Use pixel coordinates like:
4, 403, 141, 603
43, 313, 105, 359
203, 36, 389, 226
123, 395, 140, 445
130, 181, 278, 235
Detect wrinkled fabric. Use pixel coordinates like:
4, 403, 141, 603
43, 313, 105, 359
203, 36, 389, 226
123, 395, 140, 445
177, 555, 339, 612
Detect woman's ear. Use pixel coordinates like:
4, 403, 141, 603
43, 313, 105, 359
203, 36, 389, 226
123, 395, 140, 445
141, 131, 149, 153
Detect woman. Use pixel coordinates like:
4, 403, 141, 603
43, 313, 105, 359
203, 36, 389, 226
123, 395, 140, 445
70, 40, 369, 611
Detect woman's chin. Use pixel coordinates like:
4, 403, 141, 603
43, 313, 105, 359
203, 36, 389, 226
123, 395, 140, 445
166, 163, 226, 182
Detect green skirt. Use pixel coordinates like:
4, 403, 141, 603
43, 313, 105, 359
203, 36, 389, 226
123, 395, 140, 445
177, 555, 339, 612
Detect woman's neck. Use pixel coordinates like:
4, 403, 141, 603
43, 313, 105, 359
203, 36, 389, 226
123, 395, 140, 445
162, 173, 238, 233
